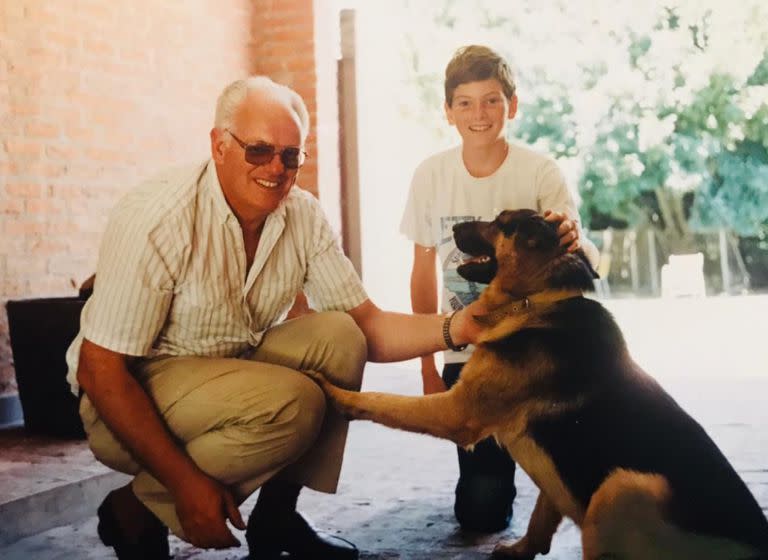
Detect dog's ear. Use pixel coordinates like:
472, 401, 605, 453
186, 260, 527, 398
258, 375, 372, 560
518, 218, 559, 250
549, 249, 599, 291
579, 250, 600, 280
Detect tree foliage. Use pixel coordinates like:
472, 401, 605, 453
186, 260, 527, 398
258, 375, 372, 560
400, 0, 768, 287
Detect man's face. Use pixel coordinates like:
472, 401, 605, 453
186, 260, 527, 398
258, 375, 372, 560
444, 79, 517, 149
211, 91, 303, 223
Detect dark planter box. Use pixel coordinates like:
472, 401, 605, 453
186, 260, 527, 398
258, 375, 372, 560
6, 297, 86, 439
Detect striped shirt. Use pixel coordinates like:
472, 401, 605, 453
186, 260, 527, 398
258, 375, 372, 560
65, 160, 368, 394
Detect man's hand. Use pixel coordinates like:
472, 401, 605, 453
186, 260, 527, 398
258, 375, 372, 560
174, 472, 246, 549
449, 302, 489, 348
544, 209, 581, 252
421, 362, 447, 394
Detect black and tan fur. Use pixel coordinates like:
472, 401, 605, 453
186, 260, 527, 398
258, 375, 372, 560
309, 209, 768, 560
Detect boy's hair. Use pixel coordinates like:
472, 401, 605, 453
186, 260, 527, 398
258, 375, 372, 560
444, 45, 516, 106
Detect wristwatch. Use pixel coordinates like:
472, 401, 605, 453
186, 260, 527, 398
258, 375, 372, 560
442, 311, 468, 352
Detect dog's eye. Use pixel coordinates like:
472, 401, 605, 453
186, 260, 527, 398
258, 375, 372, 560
497, 220, 517, 236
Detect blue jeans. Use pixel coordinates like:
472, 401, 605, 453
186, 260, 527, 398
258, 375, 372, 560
443, 362, 517, 532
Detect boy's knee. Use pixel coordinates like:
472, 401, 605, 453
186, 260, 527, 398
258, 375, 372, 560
455, 475, 516, 533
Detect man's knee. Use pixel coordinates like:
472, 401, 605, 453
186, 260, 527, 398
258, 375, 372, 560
307, 311, 367, 388
316, 311, 366, 352
258, 373, 327, 459
80, 396, 140, 475
86, 424, 141, 475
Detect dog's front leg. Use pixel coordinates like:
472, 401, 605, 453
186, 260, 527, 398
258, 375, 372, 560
305, 370, 482, 446
493, 491, 562, 559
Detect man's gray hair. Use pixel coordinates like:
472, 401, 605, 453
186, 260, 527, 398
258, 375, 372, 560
214, 76, 310, 142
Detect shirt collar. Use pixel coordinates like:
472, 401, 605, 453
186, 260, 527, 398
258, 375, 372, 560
204, 159, 235, 224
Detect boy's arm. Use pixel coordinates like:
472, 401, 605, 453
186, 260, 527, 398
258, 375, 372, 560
537, 161, 600, 268
410, 243, 447, 394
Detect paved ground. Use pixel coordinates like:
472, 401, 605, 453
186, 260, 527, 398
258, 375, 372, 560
1, 296, 767, 559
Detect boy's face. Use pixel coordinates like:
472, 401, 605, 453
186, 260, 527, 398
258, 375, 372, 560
444, 79, 517, 148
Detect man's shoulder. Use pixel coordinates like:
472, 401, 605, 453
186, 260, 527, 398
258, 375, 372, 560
111, 161, 208, 227
121, 161, 207, 204
283, 185, 321, 214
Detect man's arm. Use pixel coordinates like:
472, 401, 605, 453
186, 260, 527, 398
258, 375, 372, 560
346, 296, 478, 363
77, 340, 244, 548
410, 244, 446, 394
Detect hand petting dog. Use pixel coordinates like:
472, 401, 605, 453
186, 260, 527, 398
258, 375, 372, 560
544, 209, 580, 252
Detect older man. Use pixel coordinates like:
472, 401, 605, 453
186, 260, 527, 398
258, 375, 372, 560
67, 77, 584, 560
66, 76, 492, 560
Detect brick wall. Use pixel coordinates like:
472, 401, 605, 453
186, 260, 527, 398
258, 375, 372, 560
0, 0, 330, 395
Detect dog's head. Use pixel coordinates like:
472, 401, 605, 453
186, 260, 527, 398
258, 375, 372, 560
453, 209, 598, 295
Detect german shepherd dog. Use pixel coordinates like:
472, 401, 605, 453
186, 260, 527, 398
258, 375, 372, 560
308, 209, 768, 559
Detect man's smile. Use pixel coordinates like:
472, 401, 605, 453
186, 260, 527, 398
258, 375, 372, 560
253, 177, 282, 189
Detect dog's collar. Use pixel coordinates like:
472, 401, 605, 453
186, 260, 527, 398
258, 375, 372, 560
473, 289, 583, 327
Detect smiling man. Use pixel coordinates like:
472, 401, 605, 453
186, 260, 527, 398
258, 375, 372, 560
67, 76, 484, 560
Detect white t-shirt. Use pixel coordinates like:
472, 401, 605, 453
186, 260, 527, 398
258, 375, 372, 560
66, 160, 368, 394
400, 143, 577, 363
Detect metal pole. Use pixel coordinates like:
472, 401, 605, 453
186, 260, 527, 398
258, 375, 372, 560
719, 229, 731, 294
647, 228, 659, 296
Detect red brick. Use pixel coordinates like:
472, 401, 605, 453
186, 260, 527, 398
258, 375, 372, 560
26, 198, 63, 215
46, 28, 82, 50
3, 139, 43, 158
0, 198, 25, 214
45, 144, 78, 162
28, 238, 68, 255
6, 183, 42, 198
25, 122, 61, 139
7, 100, 41, 117
49, 184, 84, 200
4, 220, 46, 235
1, 0, 327, 393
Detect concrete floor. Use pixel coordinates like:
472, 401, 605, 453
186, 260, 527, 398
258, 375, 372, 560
1, 296, 767, 559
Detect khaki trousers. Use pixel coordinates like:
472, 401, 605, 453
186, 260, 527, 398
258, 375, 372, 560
79, 311, 367, 538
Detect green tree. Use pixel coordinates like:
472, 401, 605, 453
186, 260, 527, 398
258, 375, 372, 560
401, 0, 768, 289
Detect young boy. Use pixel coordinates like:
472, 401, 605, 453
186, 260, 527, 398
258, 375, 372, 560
400, 45, 598, 533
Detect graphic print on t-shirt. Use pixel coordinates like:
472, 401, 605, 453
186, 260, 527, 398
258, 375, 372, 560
439, 215, 487, 311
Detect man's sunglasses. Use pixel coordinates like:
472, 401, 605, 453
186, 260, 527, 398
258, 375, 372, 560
226, 130, 307, 170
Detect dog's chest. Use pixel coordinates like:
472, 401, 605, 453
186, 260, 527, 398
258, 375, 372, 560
503, 434, 586, 524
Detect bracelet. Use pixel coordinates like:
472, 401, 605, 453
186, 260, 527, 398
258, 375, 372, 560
442, 311, 468, 352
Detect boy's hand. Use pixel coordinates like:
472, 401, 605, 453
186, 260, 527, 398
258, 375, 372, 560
544, 209, 581, 252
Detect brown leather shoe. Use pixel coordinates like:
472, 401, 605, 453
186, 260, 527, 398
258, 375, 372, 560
246, 509, 358, 560
96, 492, 170, 560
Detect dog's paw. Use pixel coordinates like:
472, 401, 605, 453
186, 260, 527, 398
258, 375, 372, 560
492, 538, 538, 560
302, 370, 357, 418
303, 369, 328, 387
